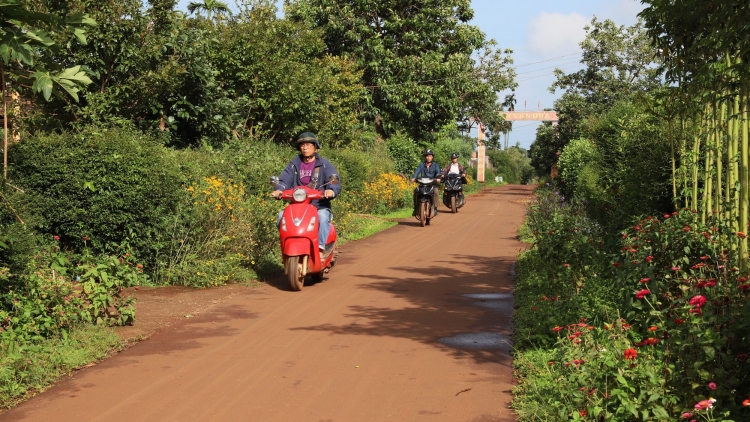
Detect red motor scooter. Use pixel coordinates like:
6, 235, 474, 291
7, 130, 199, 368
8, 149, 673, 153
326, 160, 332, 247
271, 174, 340, 291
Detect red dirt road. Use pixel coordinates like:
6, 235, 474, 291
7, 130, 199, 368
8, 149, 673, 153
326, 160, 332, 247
3, 185, 532, 422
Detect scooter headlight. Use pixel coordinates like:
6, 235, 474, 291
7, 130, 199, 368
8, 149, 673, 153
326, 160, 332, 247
293, 188, 307, 202
280, 217, 287, 231
307, 217, 316, 232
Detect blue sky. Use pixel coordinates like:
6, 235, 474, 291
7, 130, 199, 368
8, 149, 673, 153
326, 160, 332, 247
176, 0, 644, 148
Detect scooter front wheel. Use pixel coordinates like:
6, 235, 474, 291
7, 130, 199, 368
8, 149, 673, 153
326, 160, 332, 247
286, 256, 305, 291
451, 195, 457, 213
420, 201, 427, 227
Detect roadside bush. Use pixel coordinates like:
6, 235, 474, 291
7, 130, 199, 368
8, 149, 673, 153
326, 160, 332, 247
9, 126, 184, 268
557, 138, 597, 198
488, 148, 534, 184
513, 189, 750, 420
386, 132, 421, 175
432, 129, 474, 169
581, 101, 673, 225
0, 239, 144, 344
327, 147, 373, 189
155, 176, 281, 286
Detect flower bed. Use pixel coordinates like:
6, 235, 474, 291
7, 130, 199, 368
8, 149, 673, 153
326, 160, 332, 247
512, 186, 750, 421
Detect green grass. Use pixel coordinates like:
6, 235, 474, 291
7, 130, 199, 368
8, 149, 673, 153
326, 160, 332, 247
341, 215, 397, 243
517, 222, 534, 244
377, 207, 413, 219
0, 325, 122, 409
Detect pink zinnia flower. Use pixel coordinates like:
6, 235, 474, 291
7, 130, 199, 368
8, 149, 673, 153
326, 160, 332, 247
694, 398, 716, 410
708, 382, 717, 390
689, 295, 707, 308
635, 289, 651, 299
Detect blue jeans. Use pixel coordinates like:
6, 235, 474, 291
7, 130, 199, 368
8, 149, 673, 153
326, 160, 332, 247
277, 208, 332, 250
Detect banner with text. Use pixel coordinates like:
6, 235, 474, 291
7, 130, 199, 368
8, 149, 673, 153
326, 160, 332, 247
500, 111, 559, 121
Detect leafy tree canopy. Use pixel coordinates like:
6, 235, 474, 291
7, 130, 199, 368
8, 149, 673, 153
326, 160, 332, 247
286, 0, 516, 142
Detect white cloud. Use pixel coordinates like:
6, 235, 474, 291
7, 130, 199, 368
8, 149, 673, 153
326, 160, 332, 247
602, 0, 644, 25
526, 12, 588, 58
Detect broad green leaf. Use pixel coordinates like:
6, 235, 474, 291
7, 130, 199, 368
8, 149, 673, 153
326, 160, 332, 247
31, 71, 53, 100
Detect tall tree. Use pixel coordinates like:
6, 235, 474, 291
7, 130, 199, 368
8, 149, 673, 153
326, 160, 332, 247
286, 0, 515, 141
0, 0, 94, 180
187, 0, 230, 19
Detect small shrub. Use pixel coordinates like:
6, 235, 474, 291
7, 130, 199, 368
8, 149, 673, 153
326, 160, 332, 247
0, 239, 144, 343
9, 126, 184, 268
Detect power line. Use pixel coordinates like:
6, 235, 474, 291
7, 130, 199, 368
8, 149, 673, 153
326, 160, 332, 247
511, 52, 582, 69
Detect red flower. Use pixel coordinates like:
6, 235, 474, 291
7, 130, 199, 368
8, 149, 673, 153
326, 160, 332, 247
639, 277, 650, 284
689, 295, 707, 308
643, 337, 659, 346
635, 289, 651, 299
648, 326, 658, 331
563, 263, 570, 268
550, 297, 558, 302
737, 231, 747, 239
664, 214, 671, 219
621, 323, 631, 330
579, 410, 587, 417
705, 279, 716, 287
624, 348, 637, 360
53, 235, 60, 241
531, 306, 537, 311
674, 318, 684, 324
689, 308, 702, 315
572, 359, 584, 366
737, 353, 748, 361
548, 361, 555, 365
739, 284, 750, 290
672, 266, 681, 271
691, 263, 706, 269
742, 399, 750, 406
613, 262, 621, 267
700, 255, 710, 261
552, 326, 563, 332
683, 226, 692, 232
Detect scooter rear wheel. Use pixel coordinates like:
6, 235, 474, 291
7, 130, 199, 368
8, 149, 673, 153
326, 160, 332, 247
287, 256, 304, 291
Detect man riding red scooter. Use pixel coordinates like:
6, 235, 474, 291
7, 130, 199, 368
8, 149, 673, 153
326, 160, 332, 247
271, 132, 342, 290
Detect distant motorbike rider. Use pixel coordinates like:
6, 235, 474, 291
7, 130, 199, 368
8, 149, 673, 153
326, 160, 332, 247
410, 149, 442, 216
272, 132, 341, 255
441, 152, 467, 180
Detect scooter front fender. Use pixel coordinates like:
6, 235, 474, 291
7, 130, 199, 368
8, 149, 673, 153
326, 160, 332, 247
283, 237, 315, 257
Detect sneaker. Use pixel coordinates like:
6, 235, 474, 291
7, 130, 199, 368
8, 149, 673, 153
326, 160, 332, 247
319, 248, 325, 259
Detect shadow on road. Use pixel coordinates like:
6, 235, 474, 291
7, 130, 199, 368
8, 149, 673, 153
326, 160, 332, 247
290, 253, 517, 367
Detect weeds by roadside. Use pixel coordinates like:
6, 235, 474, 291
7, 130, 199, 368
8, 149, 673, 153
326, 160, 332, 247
0, 324, 122, 409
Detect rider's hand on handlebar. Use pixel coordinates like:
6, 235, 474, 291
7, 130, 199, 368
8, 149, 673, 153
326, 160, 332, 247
410, 178, 416, 183
272, 190, 283, 199
324, 189, 335, 199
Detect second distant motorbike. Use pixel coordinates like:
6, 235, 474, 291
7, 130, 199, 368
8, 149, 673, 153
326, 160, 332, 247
442, 173, 465, 213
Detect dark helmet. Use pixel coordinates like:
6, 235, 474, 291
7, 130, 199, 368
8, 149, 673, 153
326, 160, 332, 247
423, 149, 435, 157
450, 152, 459, 159
296, 132, 320, 150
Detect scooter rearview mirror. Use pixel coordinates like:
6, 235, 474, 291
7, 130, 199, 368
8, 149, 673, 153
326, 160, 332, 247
327, 174, 340, 185
270, 176, 280, 185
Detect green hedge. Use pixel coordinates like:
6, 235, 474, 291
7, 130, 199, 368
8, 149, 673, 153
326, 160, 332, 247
9, 127, 184, 267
